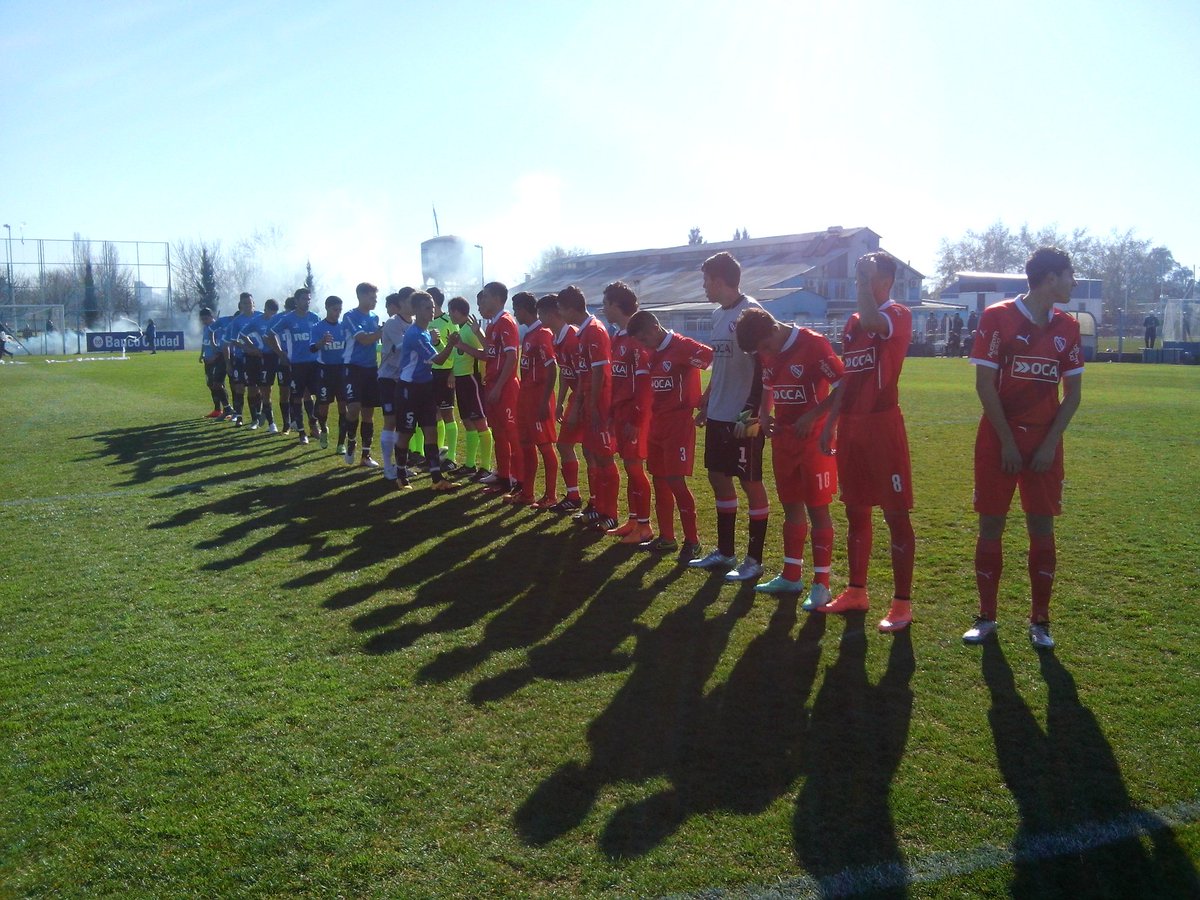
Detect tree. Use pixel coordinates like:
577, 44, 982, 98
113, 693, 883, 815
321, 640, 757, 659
527, 245, 590, 278
199, 248, 218, 312
305, 260, 315, 296
688, 227, 705, 246
97, 241, 135, 324
172, 239, 223, 314
82, 261, 98, 329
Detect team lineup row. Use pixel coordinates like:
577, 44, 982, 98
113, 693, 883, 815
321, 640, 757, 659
196, 246, 1085, 647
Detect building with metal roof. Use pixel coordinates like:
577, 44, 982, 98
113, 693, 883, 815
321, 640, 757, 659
511, 226, 924, 342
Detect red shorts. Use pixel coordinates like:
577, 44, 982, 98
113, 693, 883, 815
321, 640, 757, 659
973, 418, 1064, 516
836, 407, 913, 510
558, 392, 583, 444
772, 435, 837, 506
612, 400, 648, 460
485, 380, 520, 439
647, 412, 696, 478
517, 388, 557, 446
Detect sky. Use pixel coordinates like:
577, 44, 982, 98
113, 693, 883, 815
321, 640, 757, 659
2, 0, 1198, 305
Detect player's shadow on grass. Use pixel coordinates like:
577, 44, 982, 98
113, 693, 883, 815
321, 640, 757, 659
77, 420, 293, 487
516, 580, 819, 855
355, 524, 625, 657
791, 619, 914, 894
983, 642, 1199, 898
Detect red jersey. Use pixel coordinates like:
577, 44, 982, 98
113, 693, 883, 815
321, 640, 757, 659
970, 297, 1084, 427
576, 315, 612, 406
484, 311, 520, 387
554, 324, 580, 392
519, 321, 557, 392
760, 326, 844, 446
646, 331, 713, 416
839, 300, 911, 416
610, 328, 649, 406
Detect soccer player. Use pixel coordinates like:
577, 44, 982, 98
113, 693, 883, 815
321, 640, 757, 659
427, 286, 460, 469
602, 282, 653, 544
377, 291, 412, 479
457, 282, 524, 497
688, 252, 770, 583
558, 284, 619, 530
963, 247, 1084, 649
817, 252, 915, 632
536, 294, 583, 512
241, 298, 280, 432
508, 293, 559, 506
340, 282, 384, 467
393, 291, 460, 491
627, 310, 712, 559
310, 296, 348, 450
735, 307, 843, 608
199, 307, 232, 418
446, 295, 493, 479
268, 287, 322, 445
223, 292, 256, 426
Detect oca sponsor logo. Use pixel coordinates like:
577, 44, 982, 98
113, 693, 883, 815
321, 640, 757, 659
773, 385, 808, 404
611, 361, 629, 378
843, 347, 876, 373
651, 376, 675, 391
1011, 355, 1059, 382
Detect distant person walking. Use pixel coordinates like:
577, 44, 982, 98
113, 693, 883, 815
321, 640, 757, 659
1142, 313, 1159, 349
144, 319, 157, 354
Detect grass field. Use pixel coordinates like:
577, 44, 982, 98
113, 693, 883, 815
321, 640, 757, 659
1, 352, 1198, 898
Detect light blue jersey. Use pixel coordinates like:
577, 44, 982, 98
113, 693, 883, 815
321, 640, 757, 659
311, 318, 348, 366
341, 308, 380, 368
398, 324, 437, 383
270, 310, 321, 364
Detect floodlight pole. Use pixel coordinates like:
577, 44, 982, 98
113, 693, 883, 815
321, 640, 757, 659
3, 224, 13, 315
474, 244, 484, 286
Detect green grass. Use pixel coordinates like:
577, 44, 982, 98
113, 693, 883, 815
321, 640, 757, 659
1, 353, 1198, 898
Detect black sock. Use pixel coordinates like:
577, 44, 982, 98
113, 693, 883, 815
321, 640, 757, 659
748, 515, 768, 563
426, 442, 442, 481
717, 510, 736, 558
360, 420, 374, 454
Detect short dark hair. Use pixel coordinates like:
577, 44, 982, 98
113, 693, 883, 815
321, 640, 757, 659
284, 295, 296, 311
264, 298, 279, 312
735, 306, 776, 353
861, 251, 898, 281
511, 291, 537, 316
483, 281, 509, 303
325, 295, 343, 310
448, 296, 470, 316
427, 285, 445, 305
558, 284, 586, 313
702, 252, 741, 289
1025, 247, 1072, 289
356, 282, 377, 299
384, 292, 403, 310
294, 288, 311, 300
199, 307, 213, 318
602, 281, 639, 316
409, 291, 433, 309
397, 286, 416, 302
239, 292, 252, 302
627, 309, 661, 336
535, 294, 560, 317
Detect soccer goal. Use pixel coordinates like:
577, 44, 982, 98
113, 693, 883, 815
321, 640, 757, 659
1, 304, 68, 355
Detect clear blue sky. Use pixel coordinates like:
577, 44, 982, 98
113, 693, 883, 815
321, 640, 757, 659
3, 0, 1197, 299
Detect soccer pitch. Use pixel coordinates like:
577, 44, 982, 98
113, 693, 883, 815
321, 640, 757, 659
1, 354, 1197, 898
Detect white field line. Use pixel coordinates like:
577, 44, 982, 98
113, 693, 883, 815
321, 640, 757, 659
675, 795, 1200, 899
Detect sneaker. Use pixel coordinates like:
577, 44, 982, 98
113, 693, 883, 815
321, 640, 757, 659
430, 479, 461, 492
1028, 621, 1055, 650
479, 471, 501, 486
678, 541, 703, 562
299, 433, 310, 446
221, 409, 235, 421
319, 430, 329, 449
441, 459, 459, 474
756, 574, 806, 595
591, 515, 619, 533
502, 492, 534, 505
688, 550, 737, 571
205, 410, 223, 419
640, 536, 679, 553
281, 426, 292, 436
268, 422, 279, 434
962, 617, 997, 644
546, 497, 581, 514
249, 417, 261, 430
878, 599, 913, 633
619, 525, 654, 545
606, 519, 639, 537
383, 463, 398, 481
529, 495, 558, 510
802, 583, 833, 612
817, 586, 870, 614
725, 556, 764, 583
336, 443, 346, 455
395, 478, 413, 492
343, 447, 355, 465
232, 415, 244, 426
572, 501, 597, 522
360, 456, 380, 469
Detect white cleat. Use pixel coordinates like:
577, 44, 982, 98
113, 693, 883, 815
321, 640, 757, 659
360, 456, 380, 468
724, 556, 764, 582
1028, 622, 1056, 650
962, 617, 997, 644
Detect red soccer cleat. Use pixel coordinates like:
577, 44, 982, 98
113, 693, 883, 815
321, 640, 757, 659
816, 586, 870, 615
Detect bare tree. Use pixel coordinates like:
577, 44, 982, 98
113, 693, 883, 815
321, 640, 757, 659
172, 239, 223, 314
527, 245, 590, 278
